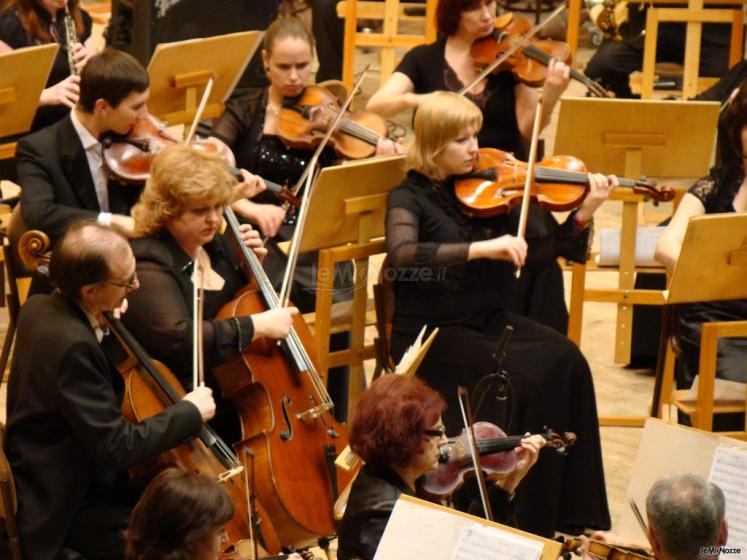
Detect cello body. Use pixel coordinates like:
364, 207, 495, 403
215, 285, 354, 547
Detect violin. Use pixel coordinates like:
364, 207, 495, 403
277, 85, 391, 160
420, 422, 576, 498
102, 114, 299, 207
470, 12, 610, 98
562, 537, 655, 559
103, 312, 284, 558
212, 207, 354, 547
454, 148, 675, 218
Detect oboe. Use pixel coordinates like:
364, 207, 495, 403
63, 3, 79, 76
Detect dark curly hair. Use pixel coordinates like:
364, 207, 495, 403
125, 469, 234, 560
436, 0, 495, 36
349, 375, 446, 468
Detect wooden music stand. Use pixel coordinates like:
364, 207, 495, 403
146, 31, 261, 126
650, 213, 747, 434
296, 155, 406, 414
556, 98, 719, 365
375, 494, 561, 560
0, 44, 58, 160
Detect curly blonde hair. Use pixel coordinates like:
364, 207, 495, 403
132, 144, 235, 237
406, 91, 483, 178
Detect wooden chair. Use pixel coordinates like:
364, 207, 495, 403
336, 0, 438, 90
0, 207, 49, 383
639, 0, 745, 100
0, 422, 22, 560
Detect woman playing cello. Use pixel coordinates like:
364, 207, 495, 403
122, 144, 297, 440
385, 91, 615, 536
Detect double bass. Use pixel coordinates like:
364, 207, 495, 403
213, 207, 354, 547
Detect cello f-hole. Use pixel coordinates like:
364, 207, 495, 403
280, 395, 294, 441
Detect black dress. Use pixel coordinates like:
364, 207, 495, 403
677, 166, 747, 387
394, 37, 572, 334
0, 7, 93, 132
386, 170, 611, 537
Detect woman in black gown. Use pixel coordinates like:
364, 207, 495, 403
386, 91, 615, 537
368, 0, 573, 333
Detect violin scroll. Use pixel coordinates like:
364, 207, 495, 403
631, 176, 676, 206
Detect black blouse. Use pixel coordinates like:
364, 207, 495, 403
394, 36, 525, 159
386, 171, 589, 332
0, 7, 92, 131
122, 230, 254, 388
210, 87, 336, 192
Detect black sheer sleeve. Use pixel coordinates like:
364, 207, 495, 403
688, 175, 717, 207
211, 97, 252, 150
125, 261, 253, 386
386, 206, 470, 268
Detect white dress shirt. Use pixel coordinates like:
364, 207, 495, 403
69, 110, 112, 225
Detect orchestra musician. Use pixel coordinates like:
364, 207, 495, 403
337, 375, 546, 560
0, 0, 97, 132
5, 220, 216, 560
385, 91, 615, 537
16, 48, 148, 243
580, 474, 727, 560
366, 0, 575, 334
655, 79, 747, 390
209, 15, 401, 418
126, 469, 311, 560
122, 144, 297, 440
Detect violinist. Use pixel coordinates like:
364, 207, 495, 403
5, 221, 215, 560
0, 0, 97, 132
655, 79, 747, 392
386, 91, 615, 537
17, 48, 148, 244
122, 144, 297, 440
578, 474, 727, 560
126, 469, 312, 560
367, 0, 576, 334
337, 375, 545, 560
209, 16, 400, 417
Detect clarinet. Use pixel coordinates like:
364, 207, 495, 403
63, 3, 79, 76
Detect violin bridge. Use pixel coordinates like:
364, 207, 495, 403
296, 403, 334, 421
217, 465, 245, 483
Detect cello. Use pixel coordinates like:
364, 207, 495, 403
213, 207, 354, 547
103, 311, 284, 558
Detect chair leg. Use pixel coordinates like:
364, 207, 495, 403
0, 294, 18, 384
0, 479, 21, 560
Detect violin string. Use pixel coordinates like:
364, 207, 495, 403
323, 106, 382, 145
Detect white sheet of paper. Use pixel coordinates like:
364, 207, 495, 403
709, 447, 747, 557
374, 498, 545, 560
454, 524, 543, 560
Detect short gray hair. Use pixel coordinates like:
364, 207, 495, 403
646, 473, 725, 560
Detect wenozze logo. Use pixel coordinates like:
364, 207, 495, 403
700, 545, 743, 556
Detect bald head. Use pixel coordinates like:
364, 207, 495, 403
50, 220, 132, 301
646, 474, 726, 560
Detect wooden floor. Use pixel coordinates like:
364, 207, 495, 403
0, 11, 708, 556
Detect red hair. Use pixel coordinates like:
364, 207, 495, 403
349, 375, 446, 468
436, 0, 493, 35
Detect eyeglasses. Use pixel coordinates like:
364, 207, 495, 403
422, 426, 447, 438
103, 271, 138, 290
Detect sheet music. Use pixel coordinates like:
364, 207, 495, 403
454, 524, 543, 560
708, 447, 747, 557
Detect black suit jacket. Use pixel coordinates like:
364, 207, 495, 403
16, 115, 138, 242
6, 292, 203, 560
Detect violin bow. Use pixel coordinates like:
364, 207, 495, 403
192, 255, 206, 389
277, 68, 370, 307
514, 87, 545, 278
459, 3, 566, 96
185, 75, 215, 144
289, 66, 371, 198
457, 386, 494, 521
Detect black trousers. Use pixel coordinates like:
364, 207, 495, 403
585, 25, 730, 98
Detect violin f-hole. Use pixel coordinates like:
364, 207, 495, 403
279, 395, 294, 441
